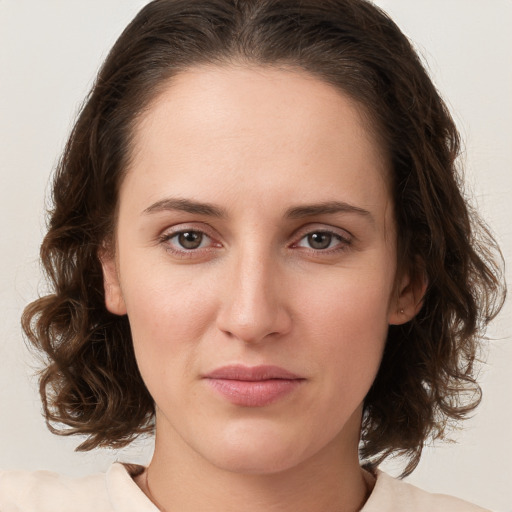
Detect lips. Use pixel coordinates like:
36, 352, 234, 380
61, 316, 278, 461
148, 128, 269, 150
203, 365, 304, 407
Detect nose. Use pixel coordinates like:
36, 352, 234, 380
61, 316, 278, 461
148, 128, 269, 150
216, 250, 292, 343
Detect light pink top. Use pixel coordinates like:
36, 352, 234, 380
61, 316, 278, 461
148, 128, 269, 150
0, 463, 491, 511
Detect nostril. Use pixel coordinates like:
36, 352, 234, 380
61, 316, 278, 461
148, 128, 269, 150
217, 305, 292, 344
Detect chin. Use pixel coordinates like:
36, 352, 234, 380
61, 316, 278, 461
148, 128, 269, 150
194, 421, 321, 475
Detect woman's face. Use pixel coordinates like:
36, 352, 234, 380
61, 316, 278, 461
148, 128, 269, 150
102, 65, 414, 474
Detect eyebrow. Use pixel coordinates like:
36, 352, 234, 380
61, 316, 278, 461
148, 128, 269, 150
285, 201, 374, 223
143, 198, 227, 217
143, 197, 373, 223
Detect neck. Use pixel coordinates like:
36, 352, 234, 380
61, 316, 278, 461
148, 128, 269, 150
137, 415, 373, 512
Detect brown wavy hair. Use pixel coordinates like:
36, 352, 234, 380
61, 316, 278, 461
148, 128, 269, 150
22, 0, 505, 476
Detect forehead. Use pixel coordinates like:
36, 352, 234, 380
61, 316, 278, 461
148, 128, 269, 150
125, 64, 392, 222
134, 64, 385, 160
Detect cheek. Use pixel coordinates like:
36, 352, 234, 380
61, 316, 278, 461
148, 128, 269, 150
301, 269, 393, 386
119, 264, 218, 387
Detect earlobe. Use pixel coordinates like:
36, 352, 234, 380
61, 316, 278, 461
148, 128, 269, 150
388, 272, 427, 326
99, 249, 127, 316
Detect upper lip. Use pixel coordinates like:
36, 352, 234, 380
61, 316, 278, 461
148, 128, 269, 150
203, 365, 303, 381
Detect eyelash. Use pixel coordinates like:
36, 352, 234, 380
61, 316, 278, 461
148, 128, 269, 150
291, 230, 352, 254
158, 226, 352, 258
158, 228, 219, 259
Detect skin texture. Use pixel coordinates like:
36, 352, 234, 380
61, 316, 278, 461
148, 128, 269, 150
101, 65, 420, 512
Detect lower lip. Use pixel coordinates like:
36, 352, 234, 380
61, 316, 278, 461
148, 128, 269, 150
205, 378, 303, 407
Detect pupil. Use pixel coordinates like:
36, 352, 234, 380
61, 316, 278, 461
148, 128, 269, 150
178, 231, 202, 249
308, 232, 331, 249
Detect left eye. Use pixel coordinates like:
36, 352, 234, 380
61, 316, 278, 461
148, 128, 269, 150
167, 230, 211, 250
296, 231, 345, 250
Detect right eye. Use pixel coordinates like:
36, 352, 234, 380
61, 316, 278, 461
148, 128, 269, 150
176, 231, 209, 249
161, 230, 213, 251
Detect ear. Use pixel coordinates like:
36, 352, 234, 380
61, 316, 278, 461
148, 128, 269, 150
98, 248, 127, 316
388, 271, 427, 326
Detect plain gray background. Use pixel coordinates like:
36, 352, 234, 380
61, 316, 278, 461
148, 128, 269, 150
0, 1, 511, 510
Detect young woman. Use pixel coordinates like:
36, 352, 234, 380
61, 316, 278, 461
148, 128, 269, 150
0, 1, 506, 510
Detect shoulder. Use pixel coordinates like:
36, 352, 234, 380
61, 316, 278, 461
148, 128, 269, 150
362, 471, 492, 512
0, 463, 151, 512
0, 466, 110, 512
